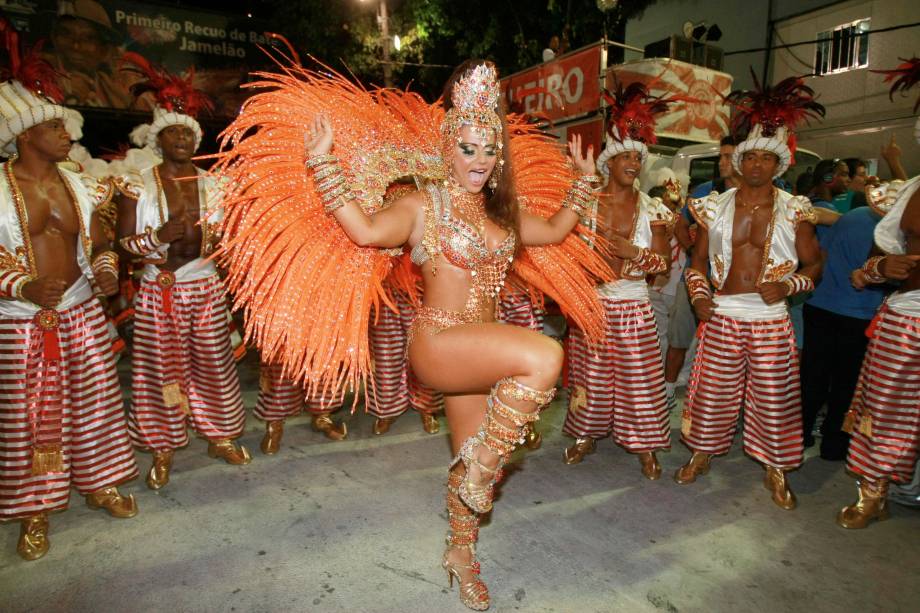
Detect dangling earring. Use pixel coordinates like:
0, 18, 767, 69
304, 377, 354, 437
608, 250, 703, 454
489, 149, 504, 190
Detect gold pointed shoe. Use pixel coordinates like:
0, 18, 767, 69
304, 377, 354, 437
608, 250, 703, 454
207, 439, 252, 465
312, 413, 348, 441
260, 420, 284, 455
145, 450, 173, 490
837, 479, 889, 529
638, 452, 662, 480
17, 513, 49, 561
420, 412, 440, 435
763, 466, 797, 510
674, 452, 711, 484
523, 426, 542, 450
85, 487, 138, 519
373, 417, 395, 435
563, 438, 596, 465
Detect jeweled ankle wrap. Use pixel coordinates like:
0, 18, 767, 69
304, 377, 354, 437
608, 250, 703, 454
446, 471, 480, 549
444, 470, 490, 611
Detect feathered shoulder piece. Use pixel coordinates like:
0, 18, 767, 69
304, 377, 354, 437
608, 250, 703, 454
602, 75, 691, 143
873, 57, 920, 113
209, 62, 442, 401
0, 17, 63, 102
725, 68, 825, 140
121, 51, 213, 117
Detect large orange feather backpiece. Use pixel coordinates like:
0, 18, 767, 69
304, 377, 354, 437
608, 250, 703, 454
210, 62, 610, 401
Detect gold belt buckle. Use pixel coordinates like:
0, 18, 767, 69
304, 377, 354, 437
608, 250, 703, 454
35, 308, 60, 330
156, 271, 176, 289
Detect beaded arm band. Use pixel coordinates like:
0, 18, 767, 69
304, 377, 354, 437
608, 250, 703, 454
859, 256, 887, 285
306, 153, 357, 214
783, 273, 815, 296
0, 270, 33, 300
685, 268, 712, 304
119, 226, 163, 257
91, 250, 119, 280
630, 247, 668, 274
561, 174, 601, 218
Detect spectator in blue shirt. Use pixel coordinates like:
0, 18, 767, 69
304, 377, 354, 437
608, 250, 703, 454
809, 158, 850, 243
832, 157, 868, 213
800, 206, 887, 460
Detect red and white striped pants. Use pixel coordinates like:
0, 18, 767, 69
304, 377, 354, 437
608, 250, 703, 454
498, 294, 545, 332
682, 314, 804, 468
846, 305, 920, 483
128, 275, 246, 451
0, 299, 138, 519
366, 295, 442, 419
563, 297, 670, 452
254, 361, 344, 420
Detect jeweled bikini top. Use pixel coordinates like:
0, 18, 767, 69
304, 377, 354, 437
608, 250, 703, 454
411, 182, 516, 305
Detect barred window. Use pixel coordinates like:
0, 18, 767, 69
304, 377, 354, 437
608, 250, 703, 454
815, 18, 870, 75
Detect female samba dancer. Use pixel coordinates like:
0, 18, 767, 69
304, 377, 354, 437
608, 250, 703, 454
304, 61, 598, 610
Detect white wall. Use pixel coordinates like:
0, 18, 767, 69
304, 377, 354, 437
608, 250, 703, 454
771, 0, 919, 177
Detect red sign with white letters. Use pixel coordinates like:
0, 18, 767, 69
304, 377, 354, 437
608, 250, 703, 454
500, 45, 603, 122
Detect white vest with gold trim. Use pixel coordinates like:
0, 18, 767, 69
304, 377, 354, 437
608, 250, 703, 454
689, 188, 816, 290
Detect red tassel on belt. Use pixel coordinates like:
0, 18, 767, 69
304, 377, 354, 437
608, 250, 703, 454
35, 309, 61, 360
30, 309, 64, 474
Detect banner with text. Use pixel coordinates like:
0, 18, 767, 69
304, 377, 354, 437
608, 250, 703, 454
500, 45, 603, 122
1, 0, 272, 116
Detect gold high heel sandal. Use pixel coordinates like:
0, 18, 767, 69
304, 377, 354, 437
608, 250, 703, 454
443, 551, 490, 611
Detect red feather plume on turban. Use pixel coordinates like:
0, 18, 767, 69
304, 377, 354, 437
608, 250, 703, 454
0, 17, 64, 103
121, 51, 213, 117
873, 56, 920, 113
726, 68, 825, 141
602, 75, 693, 144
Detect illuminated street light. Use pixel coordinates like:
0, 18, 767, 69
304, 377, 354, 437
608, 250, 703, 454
393, 34, 401, 52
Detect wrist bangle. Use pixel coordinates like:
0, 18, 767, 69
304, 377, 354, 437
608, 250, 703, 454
120, 226, 163, 257
784, 273, 815, 296
629, 247, 667, 274
317, 174, 346, 192
685, 268, 712, 303
92, 251, 120, 279
862, 256, 886, 284
148, 226, 163, 248
305, 153, 337, 168
307, 153, 357, 212
562, 175, 598, 216
313, 164, 343, 180
12, 274, 33, 301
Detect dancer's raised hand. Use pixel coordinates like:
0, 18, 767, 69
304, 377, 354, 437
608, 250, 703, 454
568, 134, 596, 176
305, 114, 334, 158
